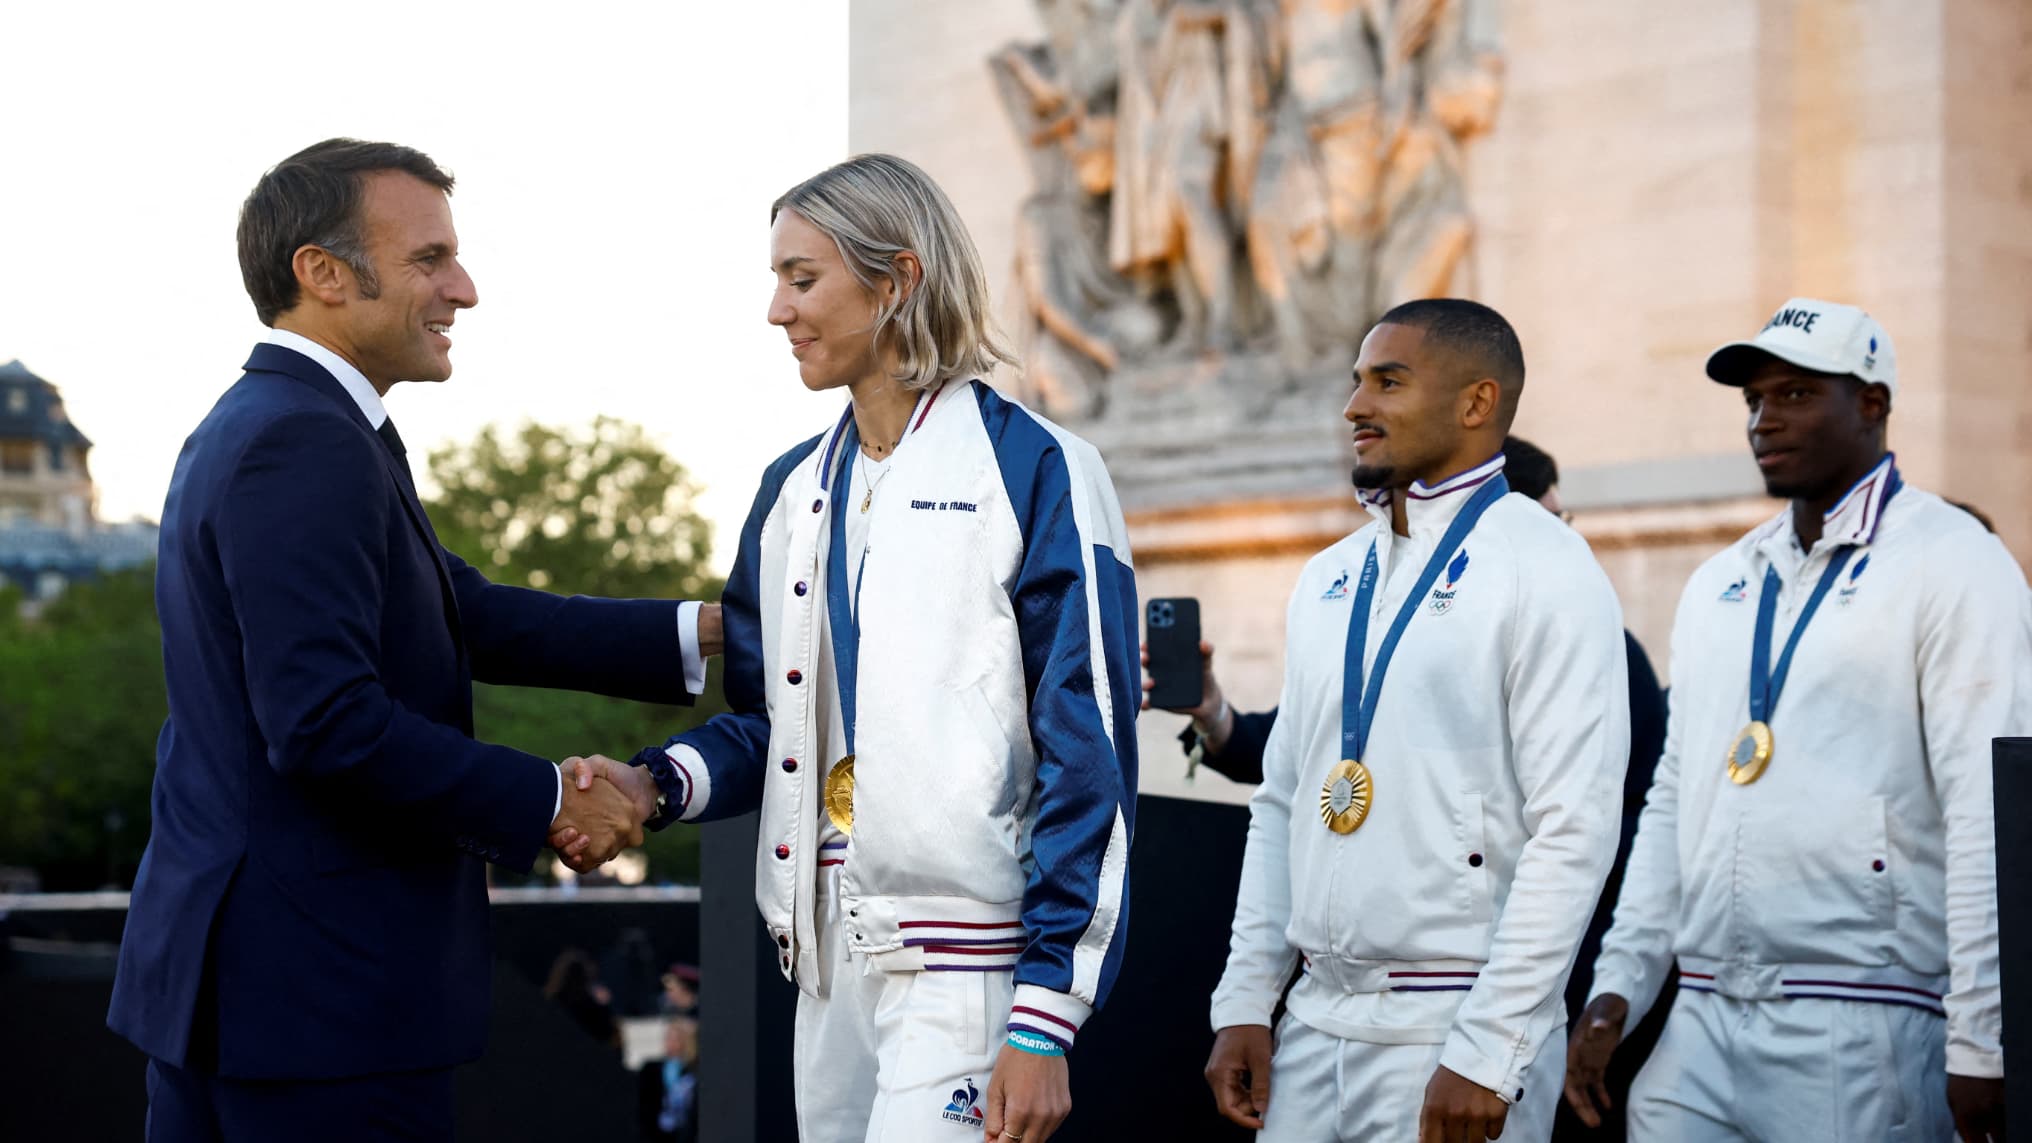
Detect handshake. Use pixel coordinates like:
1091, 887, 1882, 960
547, 754, 661, 873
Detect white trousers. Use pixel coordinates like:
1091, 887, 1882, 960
1259, 1011, 1564, 1143
794, 872, 1013, 1143
1627, 989, 1953, 1142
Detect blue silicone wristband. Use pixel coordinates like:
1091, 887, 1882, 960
1007, 1030, 1066, 1057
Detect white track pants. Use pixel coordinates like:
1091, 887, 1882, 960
1258, 1011, 1564, 1143
1627, 990, 1952, 1142
793, 871, 1013, 1143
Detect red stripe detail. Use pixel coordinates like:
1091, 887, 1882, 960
1679, 971, 1716, 980
1780, 978, 1942, 1000
918, 944, 1026, 956
899, 920, 1025, 930
911, 387, 941, 432
817, 859, 845, 867
1011, 1005, 1079, 1035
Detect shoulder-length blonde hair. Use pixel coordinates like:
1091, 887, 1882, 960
771, 153, 1016, 390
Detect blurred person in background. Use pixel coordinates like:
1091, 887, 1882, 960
545, 948, 622, 1052
638, 1014, 700, 1143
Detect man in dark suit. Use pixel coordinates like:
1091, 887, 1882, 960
107, 138, 715, 1142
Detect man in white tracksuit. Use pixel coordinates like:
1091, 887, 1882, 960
1566, 298, 2025, 1142
1206, 299, 1630, 1142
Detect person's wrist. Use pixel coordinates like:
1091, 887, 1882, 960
1007, 1030, 1066, 1057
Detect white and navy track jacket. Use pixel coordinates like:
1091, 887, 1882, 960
640, 379, 1139, 1049
1590, 457, 2028, 1078
1211, 457, 1630, 1104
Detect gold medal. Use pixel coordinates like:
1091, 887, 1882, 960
1727, 721, 1773, 785
1319, 758, 1373, 834
824, 756, 856, 835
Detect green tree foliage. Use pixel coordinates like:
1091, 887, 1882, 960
0, 417, 721, 889
0, 566, 163, 889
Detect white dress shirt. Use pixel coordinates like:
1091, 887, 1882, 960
260, 328, 708, 825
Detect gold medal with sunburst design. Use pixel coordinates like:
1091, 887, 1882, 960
1726, 721, 1773, 785
1320, 758, 1373, 834
825, 756, 856, 835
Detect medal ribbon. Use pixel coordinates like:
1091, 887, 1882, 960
822, 386, 943, 757
1748, 468, 1901, 724
1341, 473, 1510, 762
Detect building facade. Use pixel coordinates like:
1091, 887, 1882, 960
0, 360, 155, 601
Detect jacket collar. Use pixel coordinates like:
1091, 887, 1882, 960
1359, 453, 1508, 540
815, 379, 953, 491
1751, 452, 1901, 555
242, 341, 379, 438
259, 329, 387, 428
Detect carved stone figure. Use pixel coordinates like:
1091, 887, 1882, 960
991, 0, 1502, 426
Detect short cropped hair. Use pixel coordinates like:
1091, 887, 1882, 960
1376, 298, 1527, 426
237, 139, 455, 326
771, 154, 1015, 390
1502, 435, 1559, 502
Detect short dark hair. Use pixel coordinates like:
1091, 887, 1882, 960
237, 139, 455, 326
1502, 435, 1559, 501
1375, 298, 1527, 427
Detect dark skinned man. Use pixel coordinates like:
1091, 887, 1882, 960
1566, 298, 2023, 1143
1207, 299, 1628, 1142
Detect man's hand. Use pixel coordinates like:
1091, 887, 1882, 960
1562, 993, 1628, 1128
1420, 1065, 1508, 1143
982, 1044, 1071, 1143
1141, 639, 1232, 748
1947, 1073, 2006, 1142
1204, 1023, 1274, 1129
698, 603, 725, 658
547, 756, 651, 872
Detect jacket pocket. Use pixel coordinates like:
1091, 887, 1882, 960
1458, 791, 1493, 924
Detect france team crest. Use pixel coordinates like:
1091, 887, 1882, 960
1719, 577, 1748, 603
1428, 548, 1471, 614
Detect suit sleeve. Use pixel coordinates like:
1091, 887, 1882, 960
1204, 707, 1276, 785
639, 442, 818, 825
1439, 534, 1629, 1101
1209, 594, 1305, 1031
1589, 584, 1697, 1031
215, 412, 558, 870
1002, 437, 1140, 1051
444, 552, 694, 707
1916, 530, 2027, 1078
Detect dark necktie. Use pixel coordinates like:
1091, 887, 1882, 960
376, 418, 417, 495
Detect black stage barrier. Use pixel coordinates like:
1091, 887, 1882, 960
1997, 737, 2031, 1134
1, 890, 699, 1142
698, 793, 1255, 1141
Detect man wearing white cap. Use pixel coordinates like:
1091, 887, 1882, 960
1564, 298, 2026, 1141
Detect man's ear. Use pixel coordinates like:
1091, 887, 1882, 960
291, 244, 351, 307
1459, 376, 1502, 431
1858, 380, 1892, 427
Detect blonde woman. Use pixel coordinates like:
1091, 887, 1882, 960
563, 154, 1139, 1143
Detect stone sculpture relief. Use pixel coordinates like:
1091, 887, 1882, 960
992, 0, 1502, 425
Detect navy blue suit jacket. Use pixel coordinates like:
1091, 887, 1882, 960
108, 343, 693, 1080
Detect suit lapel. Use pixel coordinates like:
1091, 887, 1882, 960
242, 344, 469, 651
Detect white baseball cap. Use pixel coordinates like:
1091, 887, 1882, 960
1705, 297, 1897, 397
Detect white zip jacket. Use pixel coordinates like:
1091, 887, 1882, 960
639, 380, 1139, 1048
1211, 456, 1630, 1102
1589, 457, 2027, 1077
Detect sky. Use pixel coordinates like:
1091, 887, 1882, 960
0, 0, 850, 575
